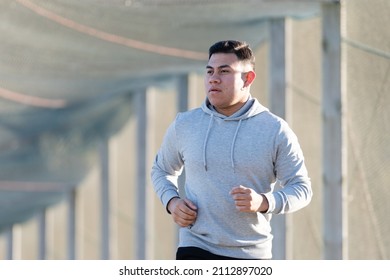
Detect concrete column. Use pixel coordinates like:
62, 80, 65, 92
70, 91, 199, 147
100, 139, 110, 259
321, 2, 347, 260
268, 18, 293, 260
135, 88, 154, 259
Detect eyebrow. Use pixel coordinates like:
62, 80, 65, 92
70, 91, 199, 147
206, 64, 231, 69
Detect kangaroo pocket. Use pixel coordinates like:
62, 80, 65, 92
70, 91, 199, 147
189, 202, 271, 247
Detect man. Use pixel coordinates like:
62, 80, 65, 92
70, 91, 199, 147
151, 40, 312, 260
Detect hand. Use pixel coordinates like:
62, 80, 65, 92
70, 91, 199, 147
167, 197, 197, 227
230, 185, 269, 213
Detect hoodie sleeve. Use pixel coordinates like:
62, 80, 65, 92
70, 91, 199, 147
263, 120, 313, 214
151, 116, 184, 210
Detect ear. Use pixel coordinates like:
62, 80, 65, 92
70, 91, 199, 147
244, 71, 256, 87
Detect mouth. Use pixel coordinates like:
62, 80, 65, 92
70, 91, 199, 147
208, 88, 221, 94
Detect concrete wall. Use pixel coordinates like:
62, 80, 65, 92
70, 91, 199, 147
343, 0, 390, 259
287, 16, 322, 260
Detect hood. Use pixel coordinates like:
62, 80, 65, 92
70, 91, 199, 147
201, 95, 268, 120
200, 95, 268, 171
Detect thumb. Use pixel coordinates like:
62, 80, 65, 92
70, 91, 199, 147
230, 185, 248, 194
184, 198, 197, 211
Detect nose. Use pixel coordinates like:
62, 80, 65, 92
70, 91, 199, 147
208, 72, 220, 84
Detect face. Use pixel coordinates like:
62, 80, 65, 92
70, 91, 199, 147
204, 53, 255, 116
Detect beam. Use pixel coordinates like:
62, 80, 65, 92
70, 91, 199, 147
37, 209, 46, 260
321, 2, 347, 260
135, 88, 154, 259
100, 139, 110, 260
66, 188, 76, 260
5, 226, 13, 260
268, 18, 293, 260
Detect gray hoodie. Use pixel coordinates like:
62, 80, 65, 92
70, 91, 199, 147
151, 96, 312, 259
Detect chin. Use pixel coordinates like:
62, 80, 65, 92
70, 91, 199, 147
207, 94, 221, 104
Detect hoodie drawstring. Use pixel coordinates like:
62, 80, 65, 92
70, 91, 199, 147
203, 115, 242, 172
203, 115, 214, 171
230, 119, 242, 172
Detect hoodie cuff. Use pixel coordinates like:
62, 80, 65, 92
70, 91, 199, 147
161, 189, 180, 213
262, 192, 282, 214
166, 196, 180, 214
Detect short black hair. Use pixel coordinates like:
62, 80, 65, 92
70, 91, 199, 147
208, 40, 255, 69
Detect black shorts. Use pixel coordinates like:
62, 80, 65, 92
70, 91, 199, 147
176, 246, 255, 260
